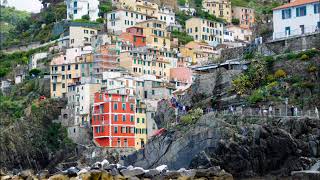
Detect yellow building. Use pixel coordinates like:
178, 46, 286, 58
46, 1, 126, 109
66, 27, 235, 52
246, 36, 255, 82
186, 17, 224, 47
50, 54, 82, 98
136, 19, 171, 50
135, 0, 159, 17
135, 101, 147, 149
180, 41, 219, 65
202, 0, 232, 22
119, 47, 171, 80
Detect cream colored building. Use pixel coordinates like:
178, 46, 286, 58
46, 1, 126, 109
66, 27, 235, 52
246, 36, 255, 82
136, 19, 171, 49
135, 0, 159, 17
232, 6, 255, 29
119, 47, 171, 80
50, 47, 93, 98
226, 25, 253, 42
69, 26, 98, 48
180, 41, 219, 65
107, 9, 151, 34
202, 0, 232, 22
186, 17, 224, 47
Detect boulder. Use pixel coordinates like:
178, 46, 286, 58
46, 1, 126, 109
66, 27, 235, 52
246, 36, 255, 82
103, 164, 117, 171
64, 167, 79, 177
19, 169, 34, 178
155, 165, 168, 173
143, 169, 160, 178
101, 159, 110, 168
37, 170, 49, 179
291, 170, 320, 180
120, 168, 145, 178
163, 171, 181, 179
91, 162, 102, 170
49, 174, 69, 180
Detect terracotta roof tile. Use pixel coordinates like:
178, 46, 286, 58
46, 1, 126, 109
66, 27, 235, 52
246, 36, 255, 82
273, 0, 319, 10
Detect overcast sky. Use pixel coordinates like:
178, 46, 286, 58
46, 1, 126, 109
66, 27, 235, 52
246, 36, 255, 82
6, 0, 42, 13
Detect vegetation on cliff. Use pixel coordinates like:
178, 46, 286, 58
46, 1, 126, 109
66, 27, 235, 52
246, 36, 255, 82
0, 3, 66, 49
232, 49, 320, 108
0, 78, 74, 170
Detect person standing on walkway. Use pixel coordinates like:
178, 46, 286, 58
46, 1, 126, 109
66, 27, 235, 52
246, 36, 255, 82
315, 107, 319, 118
294, 106, 298, 117
290, 106, 295, 116
268, 105, 273, 117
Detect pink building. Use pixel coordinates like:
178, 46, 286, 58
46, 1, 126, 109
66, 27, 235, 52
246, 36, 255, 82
170, 67, 193, 87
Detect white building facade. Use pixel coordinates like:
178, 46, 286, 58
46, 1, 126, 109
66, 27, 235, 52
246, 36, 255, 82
273, 0, 320, 40
157, 7, 175, 26
66, 0, 100, 21
107, 9, 150, 34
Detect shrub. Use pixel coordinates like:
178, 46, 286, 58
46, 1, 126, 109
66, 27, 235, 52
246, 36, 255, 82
286, 52, 298, 60
274, 69, 287, 78
307, 65, 317, 73
81, 15, 90, 21
180, 108, 203, 125
29, 68, 41, 76
300, 54, 309, 61
267, 74, 275, 82
248, 88, 265, 104
232, 18, 240, 25
96, 18, 104, 23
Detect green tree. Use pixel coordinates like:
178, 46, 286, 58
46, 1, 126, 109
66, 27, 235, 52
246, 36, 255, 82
82, 15, 90, 21
29, 69, 42, 76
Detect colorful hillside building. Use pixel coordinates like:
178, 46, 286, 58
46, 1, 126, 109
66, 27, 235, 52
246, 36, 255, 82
92, 92, 136, 148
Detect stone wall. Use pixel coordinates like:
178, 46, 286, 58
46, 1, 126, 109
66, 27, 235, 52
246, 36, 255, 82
263, 32, 320, 54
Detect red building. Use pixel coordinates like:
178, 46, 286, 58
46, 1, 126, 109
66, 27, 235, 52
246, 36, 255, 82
119, 27, 146, 48
92, 92, 136, 148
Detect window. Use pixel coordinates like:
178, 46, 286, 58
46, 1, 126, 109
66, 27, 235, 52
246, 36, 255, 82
62, 66, 65, 71
122, 115, 126, 122
296, 6, 307, 17
114, 115, 118, 122
68, 65, 71, 70
122, 103, 126, 110
75, 64, 78, 70
133, 36, 137, 42
124, 139, 128, 147
130, 116, 134, 122
62, 83, 65, 88
282, 9, 291, 19
154, 38, 158, 42
142, 118, 145, 123
137, 118, 140, 123
121, 127, 126, 133
53, 84, 56, 91
130, 104, 134, 111
74, 9, 77, 14
285, 26, 291, 36
315, 3, 320, 14
152, 90, 155, 95
114, 127, 118, 133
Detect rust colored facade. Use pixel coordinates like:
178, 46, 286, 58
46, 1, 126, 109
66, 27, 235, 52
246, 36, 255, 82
92, 92, 136, 148
119, 27, 146, 48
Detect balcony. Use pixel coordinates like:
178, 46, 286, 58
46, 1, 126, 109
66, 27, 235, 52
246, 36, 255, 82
51, 71, 61, 75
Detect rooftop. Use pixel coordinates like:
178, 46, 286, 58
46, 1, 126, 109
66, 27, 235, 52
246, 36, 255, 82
273, 0, 319, 10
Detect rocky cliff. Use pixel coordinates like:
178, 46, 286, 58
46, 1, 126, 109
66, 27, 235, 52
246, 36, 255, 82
125, 114, 320, 178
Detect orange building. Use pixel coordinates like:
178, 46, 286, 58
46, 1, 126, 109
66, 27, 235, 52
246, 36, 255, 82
92, 92, 136, 148
119, 27, 146, 48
